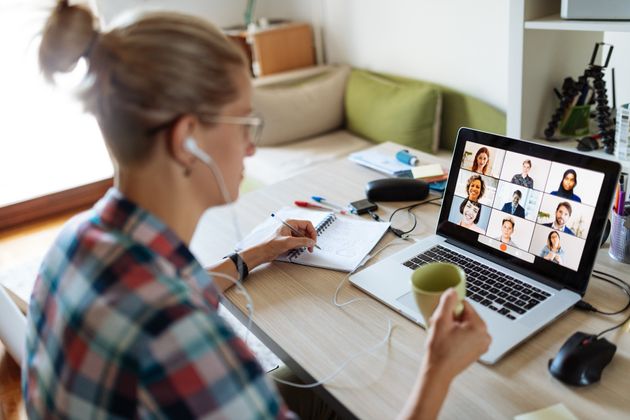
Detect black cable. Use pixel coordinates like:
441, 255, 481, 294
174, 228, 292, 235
576, 270, 630, 338
586, 273, 630, 315
387, 195, 443, 237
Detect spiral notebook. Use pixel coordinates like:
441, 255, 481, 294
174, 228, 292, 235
236, 207, 390, 272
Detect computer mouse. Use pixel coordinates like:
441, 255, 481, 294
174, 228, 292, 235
365, 178, 429, 202
548, 331, 616, 386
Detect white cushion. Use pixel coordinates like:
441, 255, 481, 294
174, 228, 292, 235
252, 65, 351, 146
245, 130, 371, 186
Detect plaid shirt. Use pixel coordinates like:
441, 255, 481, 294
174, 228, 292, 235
23, 188, 293, 419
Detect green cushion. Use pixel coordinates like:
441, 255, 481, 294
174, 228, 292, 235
377, 73, 506, 152
345, 70, 440, 153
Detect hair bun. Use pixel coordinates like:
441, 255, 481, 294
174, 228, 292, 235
39, 1, 98, 82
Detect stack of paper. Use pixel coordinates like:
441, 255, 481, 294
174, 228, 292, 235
348, 148, 447, 182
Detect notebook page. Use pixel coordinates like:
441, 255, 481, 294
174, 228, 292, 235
285, 216, 390, 271
235, 207, 333, 252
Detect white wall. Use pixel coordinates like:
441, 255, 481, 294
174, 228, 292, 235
94, 0, 509, 110
604, 32, 630, 108
320, 0, 508, 111
95, 0, 246, 28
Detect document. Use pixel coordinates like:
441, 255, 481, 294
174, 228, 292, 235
237, 207, 390, 272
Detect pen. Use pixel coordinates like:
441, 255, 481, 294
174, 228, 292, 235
618, 176, 625, 216
294, 200, 348, 215
311, 196, 347, 212
613, 184, 620, 214
271, 213, 322, 250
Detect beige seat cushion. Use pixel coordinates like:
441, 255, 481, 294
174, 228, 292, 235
252, 65, 351, 146
245, 130, 372, 186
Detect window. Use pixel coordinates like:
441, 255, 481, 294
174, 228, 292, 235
0, 2, 113, 229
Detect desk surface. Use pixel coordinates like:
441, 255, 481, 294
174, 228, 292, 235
191, 146, 630, 419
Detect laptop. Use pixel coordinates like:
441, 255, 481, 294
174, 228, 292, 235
350, 128, 621, 364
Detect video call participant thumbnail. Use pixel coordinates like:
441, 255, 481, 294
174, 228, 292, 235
466, 174, 485, 203
540, 230, 564, 265
542, 201, 575, 236
501, 190, 525, 218
457, 198, 485, 233
472, 147, 491, 175
550, 169, 581, 203
495, 217, 517, 247
511, 159, 534, 189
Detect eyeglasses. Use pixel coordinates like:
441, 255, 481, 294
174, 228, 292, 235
202, 112, 264, 146
146, 112, 265, 145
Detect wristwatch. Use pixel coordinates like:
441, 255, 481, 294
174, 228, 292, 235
226, 252, 249, 282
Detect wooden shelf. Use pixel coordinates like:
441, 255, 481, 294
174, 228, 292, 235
526, 137, 630, 171
525, 13, 630, 32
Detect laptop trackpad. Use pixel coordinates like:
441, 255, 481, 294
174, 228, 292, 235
396, 292, 427, 327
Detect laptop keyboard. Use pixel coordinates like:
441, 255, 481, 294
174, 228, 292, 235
403, 245, 552, 321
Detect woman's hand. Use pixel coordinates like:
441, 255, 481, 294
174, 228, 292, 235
423, 289, 491, 381
240, 219, 318, 269
400, 289, 491, 420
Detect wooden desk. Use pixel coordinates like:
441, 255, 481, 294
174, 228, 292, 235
191, 147, 630, 419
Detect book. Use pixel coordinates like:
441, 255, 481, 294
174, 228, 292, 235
236, 207, 390, 272
348, 148, 446, 181
348, 148, 411, 175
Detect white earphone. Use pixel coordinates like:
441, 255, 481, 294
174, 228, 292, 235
183, 136, 234, 203
184, 137, 213, 165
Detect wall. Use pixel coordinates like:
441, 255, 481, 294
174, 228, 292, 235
94, 0, 509, 111
95, 0, 245, 28
320, 0, 508, 111
604, 32, 630, 109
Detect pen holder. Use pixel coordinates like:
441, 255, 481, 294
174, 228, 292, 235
609, 210, 630, 264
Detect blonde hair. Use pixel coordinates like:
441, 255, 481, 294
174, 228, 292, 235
39, 1, 247, 165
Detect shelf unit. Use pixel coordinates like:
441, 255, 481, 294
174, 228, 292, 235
508, 0, 630, 170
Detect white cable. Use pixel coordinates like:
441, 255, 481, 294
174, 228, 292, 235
333, 238, 412, 308
271, 320, 393, 389
189, 139, 401, 389
269, 239, 411, 389
207, 271, 254, 343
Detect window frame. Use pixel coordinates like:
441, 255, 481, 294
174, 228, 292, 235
0, 178, 113, 231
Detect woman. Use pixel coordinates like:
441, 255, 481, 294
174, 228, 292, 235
24, 2, 490, 419
458, 199, 484, 233
550, 169, 581, 202
540, 231, 564, 264
495, 218, 517, 247
471, 147, 490, 175
466, 174, 485, 203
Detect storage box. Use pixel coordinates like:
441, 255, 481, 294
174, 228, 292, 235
561, 0, 630, 20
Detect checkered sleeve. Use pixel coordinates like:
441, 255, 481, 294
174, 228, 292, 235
137, 304, 294, 419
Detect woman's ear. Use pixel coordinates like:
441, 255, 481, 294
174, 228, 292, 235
168, 114, 199, 167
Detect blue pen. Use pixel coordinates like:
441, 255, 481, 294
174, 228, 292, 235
271, 213, 322, 250
311, 196, 345, 211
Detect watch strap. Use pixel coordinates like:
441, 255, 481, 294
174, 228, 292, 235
227, 252, 249, 282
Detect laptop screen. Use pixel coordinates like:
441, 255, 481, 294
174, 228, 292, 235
437, 128, 620, 294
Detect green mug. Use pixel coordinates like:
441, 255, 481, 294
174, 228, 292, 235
411, 262, 466, 326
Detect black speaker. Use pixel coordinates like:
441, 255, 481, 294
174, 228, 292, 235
365, 178, 430, 202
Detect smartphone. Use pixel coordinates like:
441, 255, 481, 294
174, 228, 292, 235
349, 199, 378, 215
